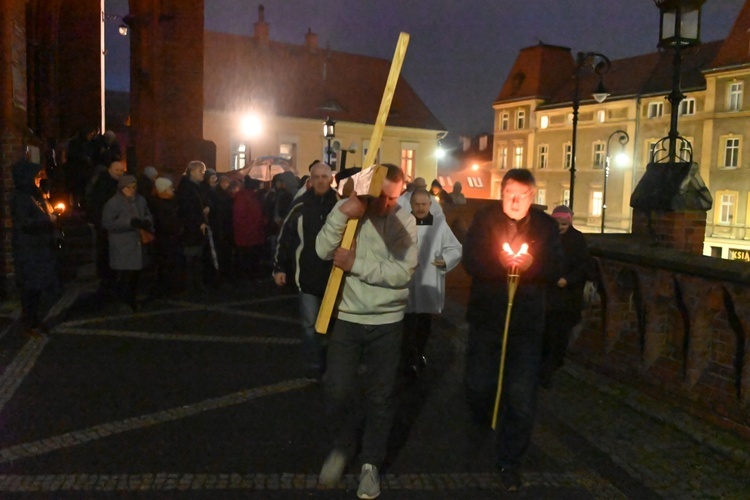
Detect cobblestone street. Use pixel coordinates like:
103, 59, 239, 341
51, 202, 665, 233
0, 281, 747, 498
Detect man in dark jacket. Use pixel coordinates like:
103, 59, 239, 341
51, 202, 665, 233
177, 161, 210, 291
273, 161, 338, 380
540, 205, 593, 387
462, 168, 562, 491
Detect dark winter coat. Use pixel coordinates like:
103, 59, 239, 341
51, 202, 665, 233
463, 205, 562, 331
10, 161, 59, 291
177, 176, 209, 247
86, 171, 119, 227
152, 196, 184, 258
102, 192, 153, 271
546, 225, 593, 317
233, 188, 266, 248
273, 187, 338, 296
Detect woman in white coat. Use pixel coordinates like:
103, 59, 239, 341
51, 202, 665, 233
404, 188, 462, 375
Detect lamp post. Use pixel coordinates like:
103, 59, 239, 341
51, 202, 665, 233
653, 0, 705, 164
100, 3, 130, 133
602, 130, 630, 233
323, 116, 336, 166
569, 52, 611, 211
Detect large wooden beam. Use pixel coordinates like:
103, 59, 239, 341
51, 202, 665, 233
315, 32, 410, 334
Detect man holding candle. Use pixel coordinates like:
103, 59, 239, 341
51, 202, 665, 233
462, 169, 562, 491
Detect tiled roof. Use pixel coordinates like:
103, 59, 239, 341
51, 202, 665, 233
526, 40, 723, 110
203, 31, 445, 131
708, 0, 750, 71
495, 43, 575, 102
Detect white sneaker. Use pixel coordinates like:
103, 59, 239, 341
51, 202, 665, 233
319, 449, 347, 487
357, 463, 381, 499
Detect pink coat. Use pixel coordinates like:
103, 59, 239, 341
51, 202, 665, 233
233, 188, 266, 247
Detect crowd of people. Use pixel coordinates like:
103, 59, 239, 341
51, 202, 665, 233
11, 138, 593, 497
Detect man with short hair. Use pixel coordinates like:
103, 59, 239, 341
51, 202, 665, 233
273, 161, 338, 380
177, 160, 210, 291
316, 164, 418, 499
462, 168, 562, 491
396, 176, 442, 216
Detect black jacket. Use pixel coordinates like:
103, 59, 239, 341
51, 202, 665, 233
463, 205, 562, 330
177, 177, 209, 247
546, 225, 593, 315
273, 188, 338, 296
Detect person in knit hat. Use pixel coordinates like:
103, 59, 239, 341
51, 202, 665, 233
138, 166, 158, 207
540, 205, 594, 388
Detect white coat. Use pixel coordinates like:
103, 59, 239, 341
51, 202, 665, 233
406, 214, 462, 314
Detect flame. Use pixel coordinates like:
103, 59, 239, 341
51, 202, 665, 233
518, 243, 528, 255
54, 203, 65, 213
503, 242, 528, 257
502, 243, 514, 255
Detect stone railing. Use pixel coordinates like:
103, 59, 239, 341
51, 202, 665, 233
580, 234, 750, 438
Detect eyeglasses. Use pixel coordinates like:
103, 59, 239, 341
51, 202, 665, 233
504, 191, 532, 203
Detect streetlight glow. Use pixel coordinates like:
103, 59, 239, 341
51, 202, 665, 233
240, 114, 262, 138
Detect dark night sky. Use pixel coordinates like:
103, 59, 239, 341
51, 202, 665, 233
105, 0, 746, 137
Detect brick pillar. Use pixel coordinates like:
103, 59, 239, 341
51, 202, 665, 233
129, 0, 205, 178
632, 209, 707, 255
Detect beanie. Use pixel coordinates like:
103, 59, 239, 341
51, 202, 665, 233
551, 205, 573, 223
143, 166, 158, 180
117, 175, 137, 191
155, 177, 173, 193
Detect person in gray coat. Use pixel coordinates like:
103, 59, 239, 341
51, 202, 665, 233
102, 175, 154, 310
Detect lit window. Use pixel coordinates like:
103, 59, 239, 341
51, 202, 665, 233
679, 98, 696, 116
513, 144, 524, 168
597, 110, 606, 123
540, 115, 549, 129
479, 135, 488, 151
724, 137, 740, 167
466, 176, 484, 188
401, 149, 415, 180
501, 112, 510, 131
593, 142, 605, 169
647, 102, 664, 118
591, 191, 603, 217
562, 189, 570, 207
515, 109, 526, 129
563, 143, 572, 170
728, 82, 743, 112
648, 141, 659, 163
678, 138, 693, 162
536, 188, 546, 206
717, 191, 737, 225
232, 142, 247, 170
498, 144, 508, 169
538, 144, 548, 169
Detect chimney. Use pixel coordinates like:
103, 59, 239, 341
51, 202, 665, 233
253, 5, 270, 43
305, 27, 318, 52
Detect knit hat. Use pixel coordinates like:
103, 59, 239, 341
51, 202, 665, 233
551, 205, 573, 223
154, 177, 173, 193
117, 174, 137, 191
143, 166, 158, 180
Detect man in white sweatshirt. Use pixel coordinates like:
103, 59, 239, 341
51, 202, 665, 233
316, 164, 418, 499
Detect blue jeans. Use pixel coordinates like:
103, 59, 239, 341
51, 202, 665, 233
324, 319, 403, 468
299, 292, 326, 372
465, 320, 543, 469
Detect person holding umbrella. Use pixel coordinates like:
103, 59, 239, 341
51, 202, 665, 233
462, 169, 561, 491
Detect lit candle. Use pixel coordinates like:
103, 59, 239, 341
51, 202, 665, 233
54, 202, 65, 214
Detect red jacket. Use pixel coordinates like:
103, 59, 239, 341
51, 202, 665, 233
233, 188, 266, 247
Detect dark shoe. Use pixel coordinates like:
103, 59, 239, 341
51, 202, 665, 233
499, 467, 522, 492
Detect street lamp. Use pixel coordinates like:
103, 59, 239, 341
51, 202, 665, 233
569, 51, 611, 211
602, 130, 630, 233
323, 116, 336, 165
654, 0, 705, 163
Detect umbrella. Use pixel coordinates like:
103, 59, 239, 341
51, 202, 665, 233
230, 156, 296, 182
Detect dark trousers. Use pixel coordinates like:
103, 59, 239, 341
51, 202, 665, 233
403, 312, 432, 364
236, 244, 264, 280
115, 270, 140, 308
540, 310, 580, 385
464, 322, 543, 470
324, 319, 402, 468
95, 228, 115, 289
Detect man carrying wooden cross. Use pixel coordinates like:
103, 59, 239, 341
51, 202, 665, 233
316, 163, 417, 499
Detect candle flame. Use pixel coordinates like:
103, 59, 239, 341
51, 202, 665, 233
518, 243, 528, 255
503, 242, 528, 257
54, 203, 65, 213
502, 243, 514, 255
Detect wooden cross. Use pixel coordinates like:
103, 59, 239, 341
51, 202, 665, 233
314, 32, 410, 335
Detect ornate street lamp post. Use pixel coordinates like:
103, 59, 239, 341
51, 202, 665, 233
602, 130, 630, 233
323, 116, 336, 166
569, 52, 611, 210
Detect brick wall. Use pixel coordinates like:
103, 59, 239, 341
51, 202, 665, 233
129, 0, 205, 177
632, 209, 707, 255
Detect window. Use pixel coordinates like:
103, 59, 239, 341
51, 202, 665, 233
593, 142, 605, 169
537, 144, 548, 169
232, 143, 247, 170
513, 143, 524, 168
536, 188, 546, 206
563, 143, 572, 170
540, 115, 549, 129
323, 142, 338, 170
716, 191, 737, 225
400, 148, 415, 180
279, 141, 298, 172
479, 135, 488, 151
591, 190, 603, 217
497, 143, 508, 169
466, 176, 484, 188
362, 140, 380, 166
515, 109, 525, 129
728, 82, 743, 112
648, 102, 664, 118
596, 109, 606, 123
562, 189, 570, 207
678, 137, 693, 162
723, 137, 740, 168
647, 140, 659, 163
679, 98, 696, 116
501, 112, 509, 131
